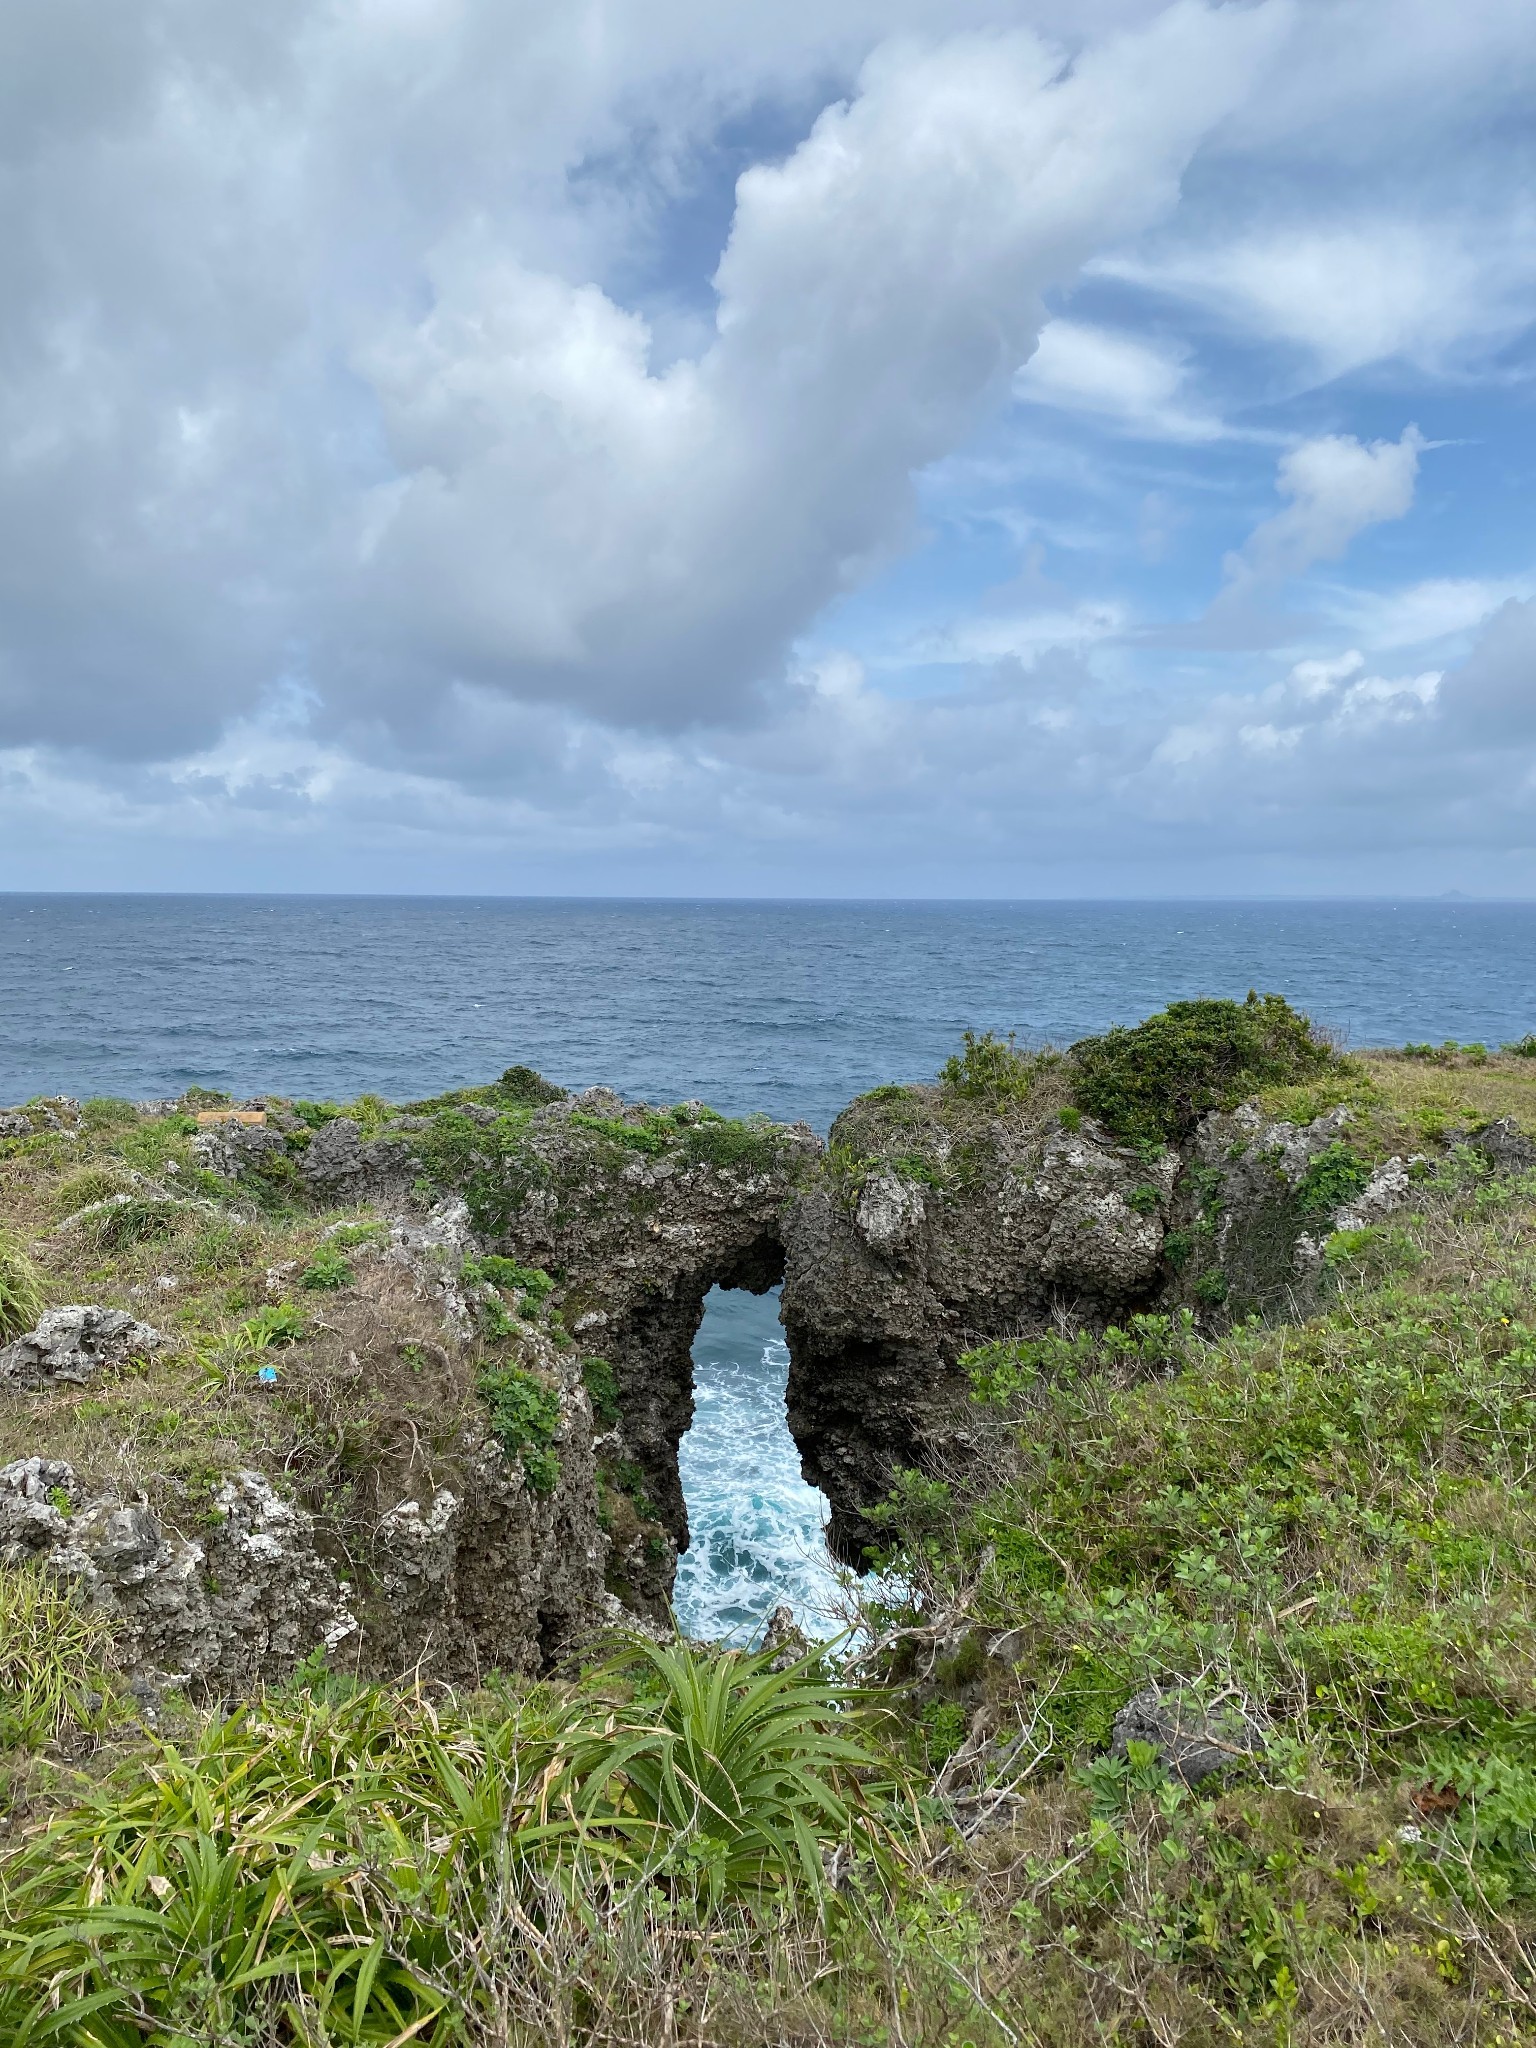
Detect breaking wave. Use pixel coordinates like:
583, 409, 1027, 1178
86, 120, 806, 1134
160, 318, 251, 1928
673, 1286, 844, 1644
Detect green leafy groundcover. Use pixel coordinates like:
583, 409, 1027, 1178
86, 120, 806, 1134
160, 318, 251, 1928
475, 1361, 564, 1494
874, 1170, 1536, 1925
0, 1640, 884, 2046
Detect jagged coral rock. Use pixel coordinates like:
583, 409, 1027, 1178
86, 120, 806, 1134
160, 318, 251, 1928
0, 1306, 162, 1388
0, 1458, 356, 1690
780, 1091, 1173, 1558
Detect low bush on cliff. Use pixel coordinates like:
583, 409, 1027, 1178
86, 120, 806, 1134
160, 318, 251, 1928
476, 1360, 563, 1494
939, 1030, 1058, 1105
1069, 991, 1342, 1150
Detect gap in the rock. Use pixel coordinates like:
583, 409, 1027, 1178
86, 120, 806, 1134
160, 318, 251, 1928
674, 1285, 842, 1644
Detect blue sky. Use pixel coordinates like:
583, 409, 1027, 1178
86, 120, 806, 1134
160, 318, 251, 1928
1, 0, 1533, 896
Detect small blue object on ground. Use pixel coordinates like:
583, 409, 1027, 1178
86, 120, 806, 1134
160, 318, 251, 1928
257, 1364, 279, 1384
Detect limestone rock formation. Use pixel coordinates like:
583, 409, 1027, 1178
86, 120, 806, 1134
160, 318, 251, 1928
779, 1081, 1424, 1559
0, 1457, 356, 1694
780, 1082, 1175, 1556
1111, 1685, 1268, 1784
0, 1306, 162, 1388
473, 1090, 819, 1563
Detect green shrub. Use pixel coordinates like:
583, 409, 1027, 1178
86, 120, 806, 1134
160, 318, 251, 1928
1323, 1224, 1423, 1275
327, 1219, 388, 1249
476, 1363, 562, 1494
1293, 1139, 1372, 1214
49, 1164, 132, 1219
114, 1116, 197, 1175
246, 1301, 307, 1345
565, 1636, 879, 1907
492, 1064, 564, 1106
197, 1301, 307, 1380
1127, 1182, 1161, 1214
680, 1111, 783, 1174
409, 1107, 547, 1233
967, 1313, 1203, 1404
1505, 1035, 1536, 1059
1069, 993, 1338, 1151
463, 1253, 554, 1307
583, 1355, 621, 1425
939, 1030, 1050, 1104
79, 1097, 139, 1133
77, 1194, 180, 1250
0, 1641, 876, 2042
290, 1098, 344, 1128
858, 1084, 918, 1107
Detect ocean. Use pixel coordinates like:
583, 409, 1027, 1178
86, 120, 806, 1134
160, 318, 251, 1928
3, 893, 1533, 1637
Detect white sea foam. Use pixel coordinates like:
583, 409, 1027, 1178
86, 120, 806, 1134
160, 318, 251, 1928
674, 1287, 845, 1643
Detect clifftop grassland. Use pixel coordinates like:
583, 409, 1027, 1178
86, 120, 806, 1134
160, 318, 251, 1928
4, 1013, 1536, 2044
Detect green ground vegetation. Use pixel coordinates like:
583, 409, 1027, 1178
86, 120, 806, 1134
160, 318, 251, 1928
0, 1097, 569, 1569
8, 1166, 1536, 2039
856, 1163, 1536, 2040
827, 1005, 1536, 1219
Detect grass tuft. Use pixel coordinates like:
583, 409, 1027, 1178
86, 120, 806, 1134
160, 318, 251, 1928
0, 1567, 118, 1748
0, 1227, 44, 1342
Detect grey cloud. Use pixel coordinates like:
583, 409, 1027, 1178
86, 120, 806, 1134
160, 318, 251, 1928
0, 0, 1530, 911
0, 0, 1271, 765
0, 596, 1532, 890
1437, 601, 1536, 742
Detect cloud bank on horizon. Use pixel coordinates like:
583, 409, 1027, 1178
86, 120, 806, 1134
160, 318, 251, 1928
1, 0, 1533, 895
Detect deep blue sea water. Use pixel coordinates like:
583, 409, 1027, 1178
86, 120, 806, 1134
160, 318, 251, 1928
3, 893, 1533, 1636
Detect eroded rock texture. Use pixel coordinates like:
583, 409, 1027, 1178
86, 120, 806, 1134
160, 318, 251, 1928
778, 1081, 1437, 1559
142, 1080, 819, 1648
0, 1306, 162, 1388
0, 1458, 356, 1698
460, 1088, 820, 1597
780, 1085, 1175, 1557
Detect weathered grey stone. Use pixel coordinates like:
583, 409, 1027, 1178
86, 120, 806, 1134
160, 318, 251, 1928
1334, 1155, 1416, 1231
0, 1458, 356, 1691
1470, 1117, 1536, 1174
468, 1096, 819, 1586
780, 1099, 1172, 1558
295, 1118, 417, 1207
1111, 1686, 1266, 1784
192, 1120, 292, 1180
0, 1306, 162, 1388
0, 1456, 79, 1558
854, 1170, 926, 1257
383, 1198, 477, 1339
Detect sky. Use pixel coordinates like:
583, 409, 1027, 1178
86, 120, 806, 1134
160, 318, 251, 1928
1, 0, 1534, 897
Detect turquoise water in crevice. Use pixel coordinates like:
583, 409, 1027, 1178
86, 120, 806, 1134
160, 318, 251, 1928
673, 1287, 843, 1643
